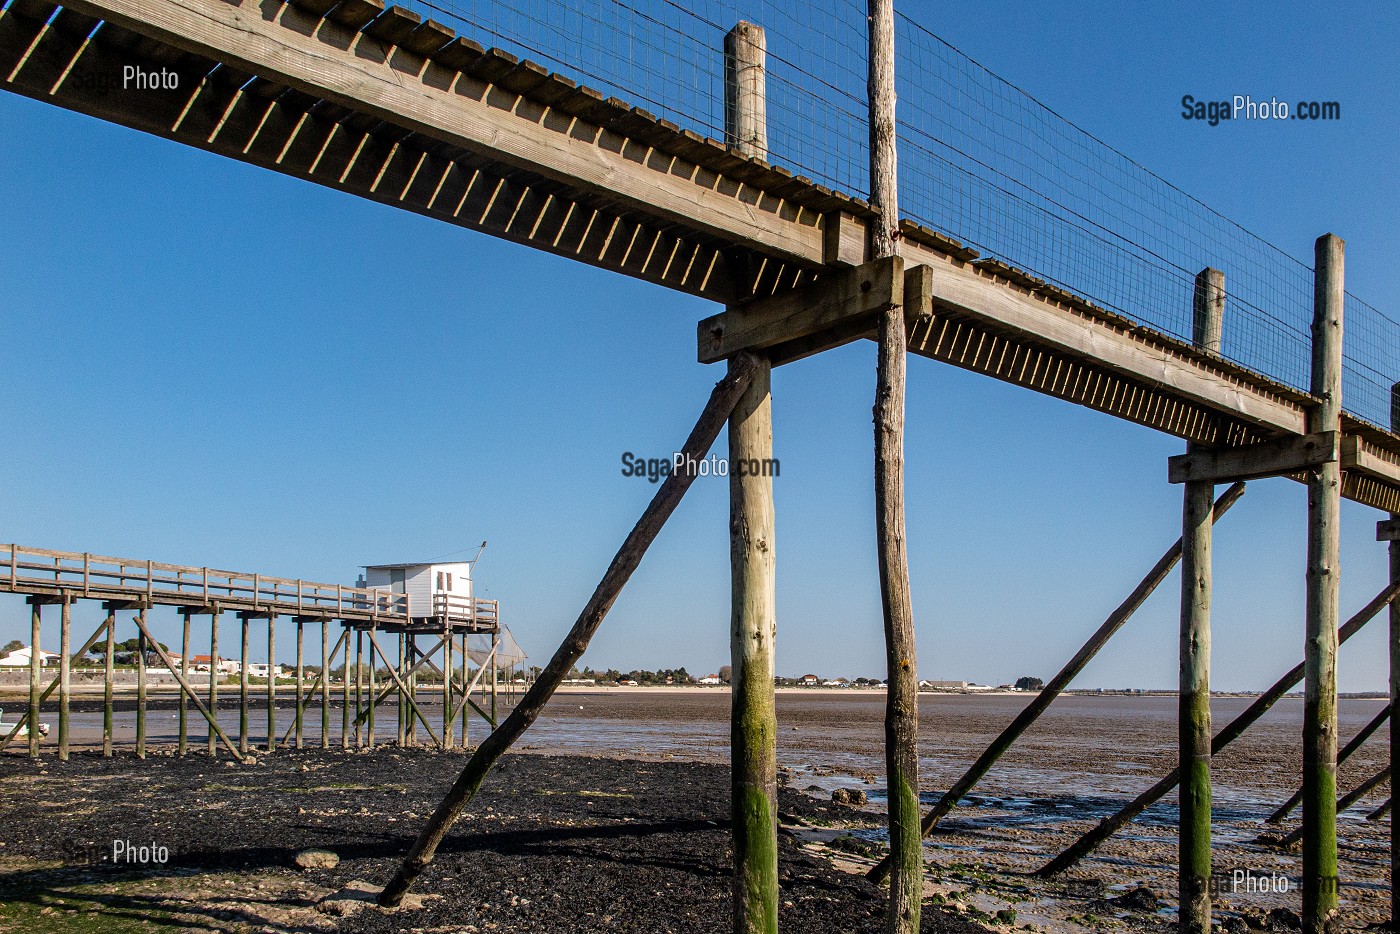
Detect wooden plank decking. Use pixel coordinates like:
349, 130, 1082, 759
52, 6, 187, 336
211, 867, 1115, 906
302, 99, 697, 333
0, 543, 499, 631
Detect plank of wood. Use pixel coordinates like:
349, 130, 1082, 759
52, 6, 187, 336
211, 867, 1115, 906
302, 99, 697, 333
1168, 431, 1338, 484
698, 256, 902, 363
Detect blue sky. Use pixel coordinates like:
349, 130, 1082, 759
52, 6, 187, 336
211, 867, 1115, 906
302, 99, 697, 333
0, 0, 1396, 690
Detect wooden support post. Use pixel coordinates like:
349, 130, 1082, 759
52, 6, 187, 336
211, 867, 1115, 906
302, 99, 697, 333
179, 612, 191, 756
28, 602, 41, 758
58, 598, 72, 761
367, 625, 376, 747
103, 611, 115, 756
1269, 702, 1390, 823
397, 632, 407, 747
723, 21, 778, 934
443, 624, 453, 749
239, 616, 250, 755
135, 612, 147, 759
489, 631, 498, 729
869, 0, 919, 930
1370, 797, 1392, 821
1180, 267, 1222, 934
729, 349, 779, 934
355, 629, 365, 746
1390, 380, 1400, 930
1304, 234, 1343, 934
266, 617, 276, 754
209, 610, 220, 758
1039, 578, 1400, 877
341, 627, 350, 749
295, 621, 304, 750
377, 354, 759, 907
321, 621, 330, 749
868, 480, 1247, 884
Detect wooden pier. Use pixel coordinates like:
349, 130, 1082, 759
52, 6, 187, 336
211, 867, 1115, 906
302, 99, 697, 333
1, 0, 1396, 931
0, 542, 508, 760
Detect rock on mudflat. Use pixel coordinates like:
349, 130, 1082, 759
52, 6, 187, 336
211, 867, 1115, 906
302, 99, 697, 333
294, 848, 340, 870
831, 788, 867, 806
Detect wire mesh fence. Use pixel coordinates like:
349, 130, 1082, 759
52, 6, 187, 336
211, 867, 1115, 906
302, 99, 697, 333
389, 0, 1397, 429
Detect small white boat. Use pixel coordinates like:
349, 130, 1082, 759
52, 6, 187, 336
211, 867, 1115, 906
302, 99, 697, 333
0, 708, 50, 739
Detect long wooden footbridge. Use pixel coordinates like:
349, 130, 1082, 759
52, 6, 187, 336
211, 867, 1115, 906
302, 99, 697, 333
2, 0, 1396, 932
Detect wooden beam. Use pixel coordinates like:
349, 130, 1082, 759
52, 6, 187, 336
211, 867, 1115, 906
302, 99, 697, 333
698, 256, 902, 364
1341, 436, 1400, 487
1168, 431, 1338, 484
822, 210, 867, 267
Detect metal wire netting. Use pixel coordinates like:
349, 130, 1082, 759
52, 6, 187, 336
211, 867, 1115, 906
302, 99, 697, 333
397, 0, 872, 200
385, 0, 1398, 429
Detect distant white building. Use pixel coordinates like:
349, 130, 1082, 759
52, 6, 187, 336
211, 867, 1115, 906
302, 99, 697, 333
698, 674, 722, 685
361, 561, 477, 622
0, 645, 57, 668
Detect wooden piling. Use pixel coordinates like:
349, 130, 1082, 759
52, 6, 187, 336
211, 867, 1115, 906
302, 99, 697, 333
239, 616, 250, 756
867, 480, 1246, 884
103, 611, 115, 756
266, 617, 275, 754
209, 609, 220, 758
1303, 233, 1343, 933
58, 599, 71, 761
295, 621, 304, 750
28, 601, 41, 758
397, 632, 407, 746
722, 21, 779, 934
321, 621, 330, 749
869, 0, 919, 928
367, 625, 376, 747
179, 612, 191, 756
1390, 380, 1399, 929
1180, 267, 1223, 934
443, 624, 453, 749
489, 632, 498, 729
355, 628, 364, 747
377, 354, 759, 908
341, 627, 350, 749
136, 613, 148, 759
730, 353, 779, 934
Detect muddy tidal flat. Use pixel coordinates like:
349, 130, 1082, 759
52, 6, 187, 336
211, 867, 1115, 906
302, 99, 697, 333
0, 690, 1390, 933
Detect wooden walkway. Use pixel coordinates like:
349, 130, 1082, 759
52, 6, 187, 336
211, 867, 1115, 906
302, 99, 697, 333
0, 543, 498, 631
3, 0, 1399, 512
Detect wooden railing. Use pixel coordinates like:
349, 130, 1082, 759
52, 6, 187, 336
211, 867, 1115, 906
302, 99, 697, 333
0, 543, 411, 622
431, 592, 499, 629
